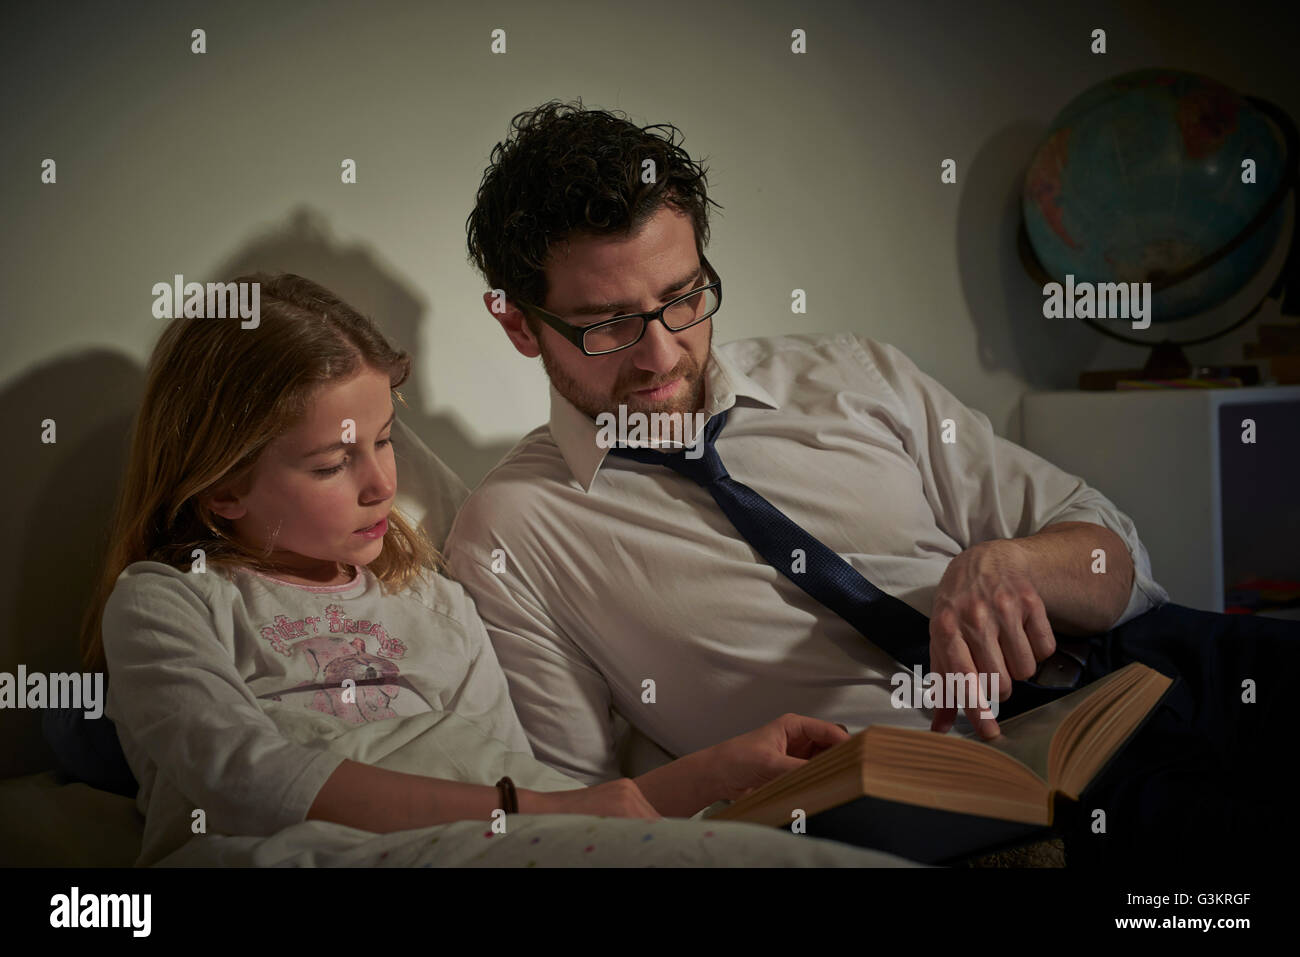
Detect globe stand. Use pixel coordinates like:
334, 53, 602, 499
1140, 341, 1192, 379
1017, 219, 1273, 388
1073, 323, 1263, 390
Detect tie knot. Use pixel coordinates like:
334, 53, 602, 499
607, 408, 730, 486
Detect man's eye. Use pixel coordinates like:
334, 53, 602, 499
589, 285, 696, 324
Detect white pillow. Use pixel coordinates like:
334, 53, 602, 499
390, 415, 470, 550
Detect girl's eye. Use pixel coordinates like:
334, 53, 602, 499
312, 437, 392, 478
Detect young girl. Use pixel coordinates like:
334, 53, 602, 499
81, 273, 912, 867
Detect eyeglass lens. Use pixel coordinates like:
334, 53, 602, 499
583, 286, 719, 354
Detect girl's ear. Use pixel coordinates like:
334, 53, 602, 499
203, 475, 252, 521
203, 490, 246, 522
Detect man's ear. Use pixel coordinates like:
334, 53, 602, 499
483, 290, 541, 359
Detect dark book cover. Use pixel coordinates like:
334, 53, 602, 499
787, 674, 1181, 865
802, 792, 1053, 865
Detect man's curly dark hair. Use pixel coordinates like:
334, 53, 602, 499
465, 98, 723, 320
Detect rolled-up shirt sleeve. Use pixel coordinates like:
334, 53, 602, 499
853, 334, 1168, 627
102, 569, 345, 837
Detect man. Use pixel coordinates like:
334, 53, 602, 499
446, 99, 1296, 866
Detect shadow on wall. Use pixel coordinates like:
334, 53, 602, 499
0, 352, 144, 776
955, 121, 1102, 441
0, 208, 512, 777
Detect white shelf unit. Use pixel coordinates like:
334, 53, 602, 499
1021, 386, 1300, 614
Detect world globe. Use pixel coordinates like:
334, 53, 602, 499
1022, 68, 1289, 324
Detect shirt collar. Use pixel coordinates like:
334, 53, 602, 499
548, 343, 781, 491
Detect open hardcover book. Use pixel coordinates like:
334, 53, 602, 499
704, 661, 1174, 863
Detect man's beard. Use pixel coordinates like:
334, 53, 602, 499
538, 326, 712, 423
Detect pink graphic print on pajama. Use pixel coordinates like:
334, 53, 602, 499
258, 603, 410, 723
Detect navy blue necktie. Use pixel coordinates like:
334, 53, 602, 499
606, 407, 932, 671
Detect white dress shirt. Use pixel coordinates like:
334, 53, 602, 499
443, 332, 1168, 786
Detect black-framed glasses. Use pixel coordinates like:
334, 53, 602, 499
515, 254, 722, 356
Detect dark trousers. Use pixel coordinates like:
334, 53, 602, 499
998, 603, 1300, 868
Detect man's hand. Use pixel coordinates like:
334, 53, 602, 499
929, 539, 1056, 739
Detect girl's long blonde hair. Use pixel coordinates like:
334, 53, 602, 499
80, 272, 443, 672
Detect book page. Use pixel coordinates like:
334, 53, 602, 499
959, 666, 1134, 780
965, 693, 1076, 779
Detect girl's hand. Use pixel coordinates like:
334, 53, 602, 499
518, 778, 663, 820
707, 713, 852, 803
